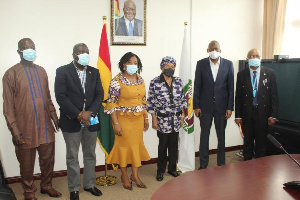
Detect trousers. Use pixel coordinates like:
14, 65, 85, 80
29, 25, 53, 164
62, 128, 97, 192
157, 131, 179, 173
199, 112, 227, 168
15, 142, 55, 199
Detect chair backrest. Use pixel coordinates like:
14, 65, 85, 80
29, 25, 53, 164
0, 161, 6, 187
0, 160, 17, 200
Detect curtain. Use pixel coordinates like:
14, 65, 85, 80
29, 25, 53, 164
262, 0, 287, 59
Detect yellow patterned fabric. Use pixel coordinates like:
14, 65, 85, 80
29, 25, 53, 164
106, 76, 150, 167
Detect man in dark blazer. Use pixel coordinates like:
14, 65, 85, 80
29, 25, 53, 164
115, 0, 143, 36
235, 49, 278, 161
55, 43, 104, 200
193, 41, 234, 169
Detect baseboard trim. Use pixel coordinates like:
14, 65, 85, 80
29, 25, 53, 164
5, 145, 242, 184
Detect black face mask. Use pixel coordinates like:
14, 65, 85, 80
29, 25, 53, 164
163, 68, 175, 77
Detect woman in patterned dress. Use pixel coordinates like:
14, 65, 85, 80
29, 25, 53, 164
105, 52, 150, 190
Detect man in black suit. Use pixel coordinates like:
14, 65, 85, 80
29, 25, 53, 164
193, 41, 234, 169
55, 43, 104, 200
115, 0, 143, 36
235, 49, 278, 161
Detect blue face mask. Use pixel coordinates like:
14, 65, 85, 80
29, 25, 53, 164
248, 58, 261, 67
76, 53, 90, 66
126, 65, 138, 75
21, 49, 37, 62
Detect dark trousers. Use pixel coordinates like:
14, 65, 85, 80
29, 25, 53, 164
242, 107, 268, 160
199, 112, 227, 168
15, 142, 55, 199
157, 131, 179, 174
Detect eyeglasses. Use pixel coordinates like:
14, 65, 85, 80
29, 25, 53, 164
124, 7, 136, 12
248, 55, 260, 59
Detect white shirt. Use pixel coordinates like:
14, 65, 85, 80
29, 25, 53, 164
125, 17, 135, 34
209, 57, 220, 82
73, 61, 87, 110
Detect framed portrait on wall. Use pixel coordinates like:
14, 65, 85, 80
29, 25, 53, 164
111, 0, 146, 45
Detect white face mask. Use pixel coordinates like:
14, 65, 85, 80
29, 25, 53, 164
209, 50, 220, 59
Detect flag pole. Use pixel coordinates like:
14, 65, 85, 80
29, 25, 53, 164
177, 17, 195, 173
177, 21, 189, 174
95, 16, 118, 187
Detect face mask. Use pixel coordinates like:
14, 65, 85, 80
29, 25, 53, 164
76, 53, 90, 66
209, 50, 220, 59
248, 58, 260, 67
126, 65, 138, 75
163, 68, 175, 77
21, 49, 37, 62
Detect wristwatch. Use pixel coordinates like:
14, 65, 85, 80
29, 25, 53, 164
90, 111, 95, 117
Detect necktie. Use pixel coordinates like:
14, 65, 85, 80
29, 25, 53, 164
252, 71, 258, 105
129, 21, 133, 36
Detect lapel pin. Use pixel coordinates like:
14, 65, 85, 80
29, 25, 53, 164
89, 71, 92, 74
263, 78, 267, 86
264, 73, 266, 75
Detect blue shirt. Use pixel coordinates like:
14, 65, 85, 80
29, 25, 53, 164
249, 66, 260, 92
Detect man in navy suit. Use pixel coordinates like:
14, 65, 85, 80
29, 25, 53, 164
55, 43, 104, 200
235, 49, 278, 161
115, 0, 143, 36
193, 41, 234, 169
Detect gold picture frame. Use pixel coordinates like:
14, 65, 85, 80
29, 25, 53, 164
111, 0, 147, 45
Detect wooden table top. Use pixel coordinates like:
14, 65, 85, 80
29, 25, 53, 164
151, 154, 300, 200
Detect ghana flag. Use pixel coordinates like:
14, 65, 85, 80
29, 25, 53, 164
97, 22, 116, 169
114, 0, 120, 18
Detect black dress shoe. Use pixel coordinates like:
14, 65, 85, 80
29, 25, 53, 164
84, 187, 103, 196
198, 166, 206, 170
167, 171, 180, 177
70, 191, 79, 200
156, 173, 164, 181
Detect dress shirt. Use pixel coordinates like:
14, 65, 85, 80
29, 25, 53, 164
209, 57, 221, 82
73, 61, 87, 110
125, 17, 135, 34
249, 66, 260, 92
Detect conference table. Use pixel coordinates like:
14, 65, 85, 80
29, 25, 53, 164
151, 154, 300, 200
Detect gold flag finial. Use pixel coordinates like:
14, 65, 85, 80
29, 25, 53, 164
103, 16, 107, 23
184, 22, 188, 26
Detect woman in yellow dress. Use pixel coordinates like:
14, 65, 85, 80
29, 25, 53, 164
105, 52, 150, 190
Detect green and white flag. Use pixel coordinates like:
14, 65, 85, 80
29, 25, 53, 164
178, 25, 195, 173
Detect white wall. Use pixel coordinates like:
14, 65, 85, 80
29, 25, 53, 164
0, 0, 263, 177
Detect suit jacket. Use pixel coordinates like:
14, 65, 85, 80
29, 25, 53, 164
55, 62, 104, 133
193, 57, 234, 115
115, 16, 143, 36
235, 66, 278, 121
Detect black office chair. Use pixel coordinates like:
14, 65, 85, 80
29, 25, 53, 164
0, 160, 17, 200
